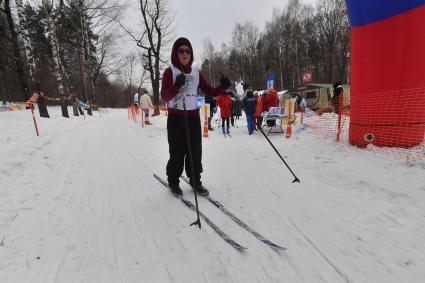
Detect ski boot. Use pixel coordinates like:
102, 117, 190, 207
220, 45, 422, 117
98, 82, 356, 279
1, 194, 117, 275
190, 179, 209, 196
169, 184, 183, 196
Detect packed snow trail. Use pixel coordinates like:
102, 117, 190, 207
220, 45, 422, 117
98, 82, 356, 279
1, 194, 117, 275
153, 174, 247, 251
180, 175, 286, 251
1, 108, 425, 283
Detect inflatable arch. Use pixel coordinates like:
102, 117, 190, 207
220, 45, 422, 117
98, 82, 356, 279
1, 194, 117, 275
345, 0, 425, 147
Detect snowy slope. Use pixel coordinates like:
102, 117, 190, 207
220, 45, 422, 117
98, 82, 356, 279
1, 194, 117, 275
1, 108, 424, 283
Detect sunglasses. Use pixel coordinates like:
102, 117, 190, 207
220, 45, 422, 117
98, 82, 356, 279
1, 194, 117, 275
178, 48, 191, 55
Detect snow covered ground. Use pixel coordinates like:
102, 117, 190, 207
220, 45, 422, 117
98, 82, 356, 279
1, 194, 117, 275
1, 107, 425, 283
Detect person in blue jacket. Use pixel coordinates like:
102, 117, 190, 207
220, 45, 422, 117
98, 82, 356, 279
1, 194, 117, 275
242, 90, 257, 135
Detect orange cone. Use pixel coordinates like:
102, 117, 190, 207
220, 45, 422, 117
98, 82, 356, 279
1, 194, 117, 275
285, 100, 292, 139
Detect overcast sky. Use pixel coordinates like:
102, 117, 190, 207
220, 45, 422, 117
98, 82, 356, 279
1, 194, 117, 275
122, 0, 317, 65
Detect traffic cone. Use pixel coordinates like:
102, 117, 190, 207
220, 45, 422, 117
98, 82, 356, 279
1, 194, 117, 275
285, 100, 292, 139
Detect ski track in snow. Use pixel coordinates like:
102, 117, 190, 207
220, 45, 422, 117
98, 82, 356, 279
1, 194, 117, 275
0, 107, 424, 283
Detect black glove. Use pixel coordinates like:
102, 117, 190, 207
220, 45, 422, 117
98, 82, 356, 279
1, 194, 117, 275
220, 76, 231, 90
175, 73, 186, 87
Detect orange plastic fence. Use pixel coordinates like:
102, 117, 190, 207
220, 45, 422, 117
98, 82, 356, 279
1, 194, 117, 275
303, 88, 425, 161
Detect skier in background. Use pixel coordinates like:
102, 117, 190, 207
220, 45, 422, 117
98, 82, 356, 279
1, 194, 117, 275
140, 90, 154, 125
216, 91, 232, 135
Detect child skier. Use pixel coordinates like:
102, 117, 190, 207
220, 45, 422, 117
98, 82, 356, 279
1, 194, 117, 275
216, 91, 232, 135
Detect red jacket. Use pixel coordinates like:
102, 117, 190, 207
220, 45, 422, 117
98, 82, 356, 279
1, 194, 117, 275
161, 38, 224, 116
262, 91, 279, 112
216, 94, 232, 118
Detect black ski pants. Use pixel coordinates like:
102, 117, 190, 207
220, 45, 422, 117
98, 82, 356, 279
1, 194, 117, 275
166, 115, 203, 187
222, 117, 230, 129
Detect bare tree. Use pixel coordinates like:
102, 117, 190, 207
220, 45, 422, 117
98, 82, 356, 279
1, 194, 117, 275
92, 32, 124, 84
136, 52, 149, 91
123, 52, 137, 100
202, 37, 215, 84
84, 0, 125, 100
118, 0, 174, 115
231, 22, 259, 85
316, 0, 347, 82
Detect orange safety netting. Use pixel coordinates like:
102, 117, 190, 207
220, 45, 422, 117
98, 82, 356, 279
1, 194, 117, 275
302, 89, 425, 161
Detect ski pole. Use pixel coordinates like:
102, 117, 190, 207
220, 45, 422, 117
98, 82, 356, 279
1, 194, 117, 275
257, 126, 300, 183
227, 76, 300, 183
182, 96, 202, 229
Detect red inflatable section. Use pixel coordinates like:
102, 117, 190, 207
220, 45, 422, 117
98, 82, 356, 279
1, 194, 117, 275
349, 5, 425, 147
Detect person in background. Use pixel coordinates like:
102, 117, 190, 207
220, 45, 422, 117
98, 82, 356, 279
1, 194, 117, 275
234, 95, 242, 120
263, 88, 278, 127
254, 91, 263, 130
205, 95, 216, 130
140, 89, 154, 125
216, 91, 232, 135
331, 82, 344, 114
242, 90, 257, 135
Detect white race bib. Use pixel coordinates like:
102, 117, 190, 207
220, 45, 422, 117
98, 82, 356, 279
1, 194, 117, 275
168, 66, 200, 110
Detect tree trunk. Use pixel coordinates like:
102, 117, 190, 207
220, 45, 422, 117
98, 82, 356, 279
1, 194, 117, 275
78, 35, 87, 101
5, 0, 29, 100
152, 52, 160, 116
78, 0, 87, 101
44, 1, 65, 97
15, 0, 36, 89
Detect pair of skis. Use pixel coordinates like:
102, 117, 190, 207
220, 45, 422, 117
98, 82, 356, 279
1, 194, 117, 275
153, 174, 286, 251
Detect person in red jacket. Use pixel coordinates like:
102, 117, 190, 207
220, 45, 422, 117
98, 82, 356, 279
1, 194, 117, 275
263, 88, 279, 127
161, 37, 231, 196
216, 91, 232, 135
